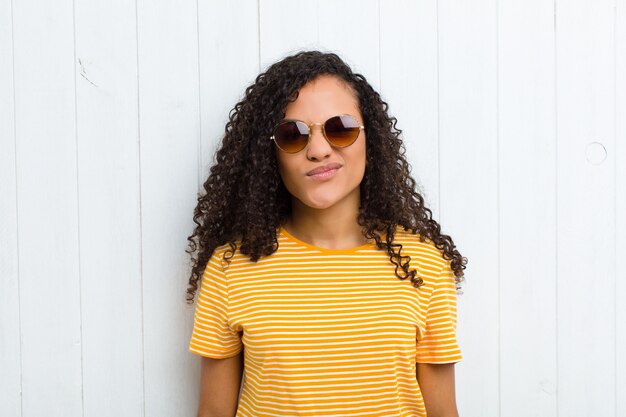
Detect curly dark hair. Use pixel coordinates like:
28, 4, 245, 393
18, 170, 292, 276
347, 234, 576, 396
185, 50, 467, 305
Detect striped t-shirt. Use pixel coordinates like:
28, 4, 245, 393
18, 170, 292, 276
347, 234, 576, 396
189, 224, 462, 416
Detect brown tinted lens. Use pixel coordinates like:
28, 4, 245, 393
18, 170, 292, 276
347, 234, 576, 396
273, 120, 309, 153
324, 115, 361, 147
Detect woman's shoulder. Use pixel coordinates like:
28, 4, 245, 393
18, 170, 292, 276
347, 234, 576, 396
391, 225, 449, 273
208, 240, 241, 266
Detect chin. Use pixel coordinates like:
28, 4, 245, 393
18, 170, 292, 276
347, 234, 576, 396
301, 198, 337, 210
306, 189, 354, 209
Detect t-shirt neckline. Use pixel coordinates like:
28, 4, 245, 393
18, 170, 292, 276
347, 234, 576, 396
278, 225, 378, 254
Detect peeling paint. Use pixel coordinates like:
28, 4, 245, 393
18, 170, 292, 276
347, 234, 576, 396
78, 58, 98, 87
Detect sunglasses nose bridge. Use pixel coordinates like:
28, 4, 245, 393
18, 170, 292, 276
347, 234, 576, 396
309, 121, 332, 140
306, 122, 331, 145
307, 121, 324, 132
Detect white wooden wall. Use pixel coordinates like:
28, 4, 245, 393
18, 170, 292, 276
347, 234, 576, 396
1, 0, 624, 416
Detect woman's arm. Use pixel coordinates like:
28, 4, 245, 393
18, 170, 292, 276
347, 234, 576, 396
197, 353, 244, 417
416, 362, 459, 417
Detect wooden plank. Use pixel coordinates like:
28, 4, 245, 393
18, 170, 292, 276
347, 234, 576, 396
11, 0, 82, 415
498, 1, 558, 416
73, 0, 143, 415
135, 0, 216, 415
0, 0, 20, 415
556, 0, 616, 415
438, 0, 499, 415
615, 0, 626, 415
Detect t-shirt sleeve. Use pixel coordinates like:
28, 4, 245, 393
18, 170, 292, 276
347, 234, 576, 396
415, 260, 463, 364
189, 246, 243, 359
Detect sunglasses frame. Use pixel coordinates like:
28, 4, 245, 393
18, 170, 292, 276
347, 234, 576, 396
270, 113, 365, 154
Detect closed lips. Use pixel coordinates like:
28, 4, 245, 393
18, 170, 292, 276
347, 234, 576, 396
307, 163, 342, 176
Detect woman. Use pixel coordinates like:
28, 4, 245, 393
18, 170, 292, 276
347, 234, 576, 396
186, 50, 467, 417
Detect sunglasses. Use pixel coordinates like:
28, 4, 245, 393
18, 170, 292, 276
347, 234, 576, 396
270, 114, 364, 153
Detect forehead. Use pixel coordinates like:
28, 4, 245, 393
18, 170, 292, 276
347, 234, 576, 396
284, 75, 360, 120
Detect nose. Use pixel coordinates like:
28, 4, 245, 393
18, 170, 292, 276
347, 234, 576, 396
305, 123, 332, 160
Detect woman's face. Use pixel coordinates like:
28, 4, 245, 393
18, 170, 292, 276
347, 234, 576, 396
274, 74, 367, 211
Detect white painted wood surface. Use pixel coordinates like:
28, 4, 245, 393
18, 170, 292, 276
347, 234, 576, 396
557, 2, 617, 416
499, 1, 556, 415
1, 0, 624, 416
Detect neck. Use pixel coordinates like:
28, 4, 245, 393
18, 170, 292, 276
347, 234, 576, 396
284, 189, 369, 249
